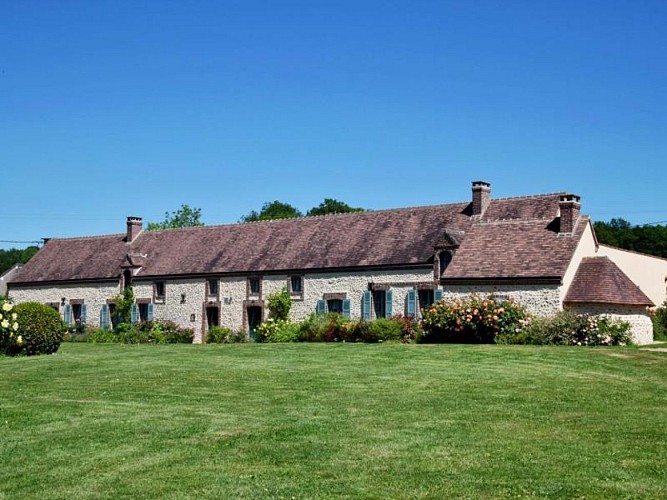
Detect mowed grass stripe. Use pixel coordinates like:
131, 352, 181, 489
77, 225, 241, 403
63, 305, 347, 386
1, 343, 665, 499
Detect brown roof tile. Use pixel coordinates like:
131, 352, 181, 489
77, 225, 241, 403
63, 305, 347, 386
10, 193, 588, 284
564, 256, 653, 306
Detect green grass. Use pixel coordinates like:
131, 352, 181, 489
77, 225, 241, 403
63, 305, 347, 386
1, 344, 666, 499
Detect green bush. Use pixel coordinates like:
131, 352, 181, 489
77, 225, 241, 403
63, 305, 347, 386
207, 326, 247, 344
509, 310, 633, 346
6, 302, 65, 356
651, 301, 667, 341
420, 295, 530, 343
267, 287, 292, 321
87, 327, 118, 343
353, 318, 403, 343
255, 318, 300, 343
86, 321, 194, 345
297, 313, 352, 342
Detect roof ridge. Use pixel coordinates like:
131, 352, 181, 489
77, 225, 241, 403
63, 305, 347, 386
45, 233, 126, 242
491, 192, 567, 202
145, 201, 471, 233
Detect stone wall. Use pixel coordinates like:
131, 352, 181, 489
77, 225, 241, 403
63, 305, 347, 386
441, 284, 562, 315
566, 303, 653, 345
9, 282, 121, 326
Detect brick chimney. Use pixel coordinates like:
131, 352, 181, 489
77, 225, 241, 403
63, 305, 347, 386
558, 194, 581, 234
126, 216, 143, 242
471, 181, 491, 217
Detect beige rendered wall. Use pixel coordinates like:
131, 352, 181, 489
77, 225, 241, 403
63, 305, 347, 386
560, 221, 599, 305
566, 303, 653, 345
597, 245, 667, 307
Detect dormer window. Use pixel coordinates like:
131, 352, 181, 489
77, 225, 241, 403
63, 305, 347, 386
439, 251, 452, 273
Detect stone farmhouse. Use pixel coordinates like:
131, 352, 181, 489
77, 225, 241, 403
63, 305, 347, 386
7, 181, 667, 344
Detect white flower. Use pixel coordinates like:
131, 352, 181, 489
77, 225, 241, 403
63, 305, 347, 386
1, 319, 9, 329
16, 335, 23, 345
2, 302, 11, 312
0, 313, 3, 321
11, 313, 17, 320
12, 322, 19, 331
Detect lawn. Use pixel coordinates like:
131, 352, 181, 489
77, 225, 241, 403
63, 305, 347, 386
1, 343, 665, 499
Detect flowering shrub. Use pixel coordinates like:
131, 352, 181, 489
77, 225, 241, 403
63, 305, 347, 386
6, 302, 65, 356
420, 295, 530, 343
0, 299, 21, 354
524, 311, 632, 346
650, 301, 667, 341
256, 317, 299, 343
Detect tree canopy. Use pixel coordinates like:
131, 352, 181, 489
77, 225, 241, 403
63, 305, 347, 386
147, 204, 204, 231
240, 198, 364, 223
594, 218, 667, 258
239, 201, 303, 223
306, 198, 365, 217
0, 246, 39, 275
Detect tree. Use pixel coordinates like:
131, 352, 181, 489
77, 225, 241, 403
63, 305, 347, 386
0, 246, 39, 275
239, 201, 302, 223
147, 204, 204, 230
306, 198, 365, 217
594, 218, 667, 258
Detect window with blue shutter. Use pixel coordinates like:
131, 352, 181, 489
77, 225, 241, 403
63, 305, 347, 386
342, 299, 351, 319
362, 290, 372, 321
147, 303, 154, 321
434, 288, 443, 304
316, 300, 326, 315
64, 304, 72, 325
80, 304, 87, 325
385, 289, 393, 318
131, 303, 138, 324
100, 304, 109, 330
407, 288, 417, 317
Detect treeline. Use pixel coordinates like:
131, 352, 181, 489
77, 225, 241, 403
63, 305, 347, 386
594, 218, 667, 258
0, 247, 39, 275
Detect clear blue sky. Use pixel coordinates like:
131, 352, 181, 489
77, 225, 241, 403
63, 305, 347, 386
2, 0, 666, 249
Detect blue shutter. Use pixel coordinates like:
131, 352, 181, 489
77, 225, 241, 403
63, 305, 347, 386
81, 304, 87, 324
316, 300, 326, 315
147, 303, 154, 321
385, 289, 393, 318
131, 303, 138, 323
434, 288, 443, 304
407, 288, 416, 317
362, 290, 372, 321
100, 304, 109, 329
342, 299, 351, 319
64, 304, 72, 325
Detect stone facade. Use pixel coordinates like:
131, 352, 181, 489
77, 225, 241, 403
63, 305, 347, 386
441, 284, 562, 316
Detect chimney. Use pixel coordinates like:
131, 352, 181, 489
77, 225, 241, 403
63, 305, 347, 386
558, 194, 581, 234
471, 181, 491, 217
126, 216, 143, 242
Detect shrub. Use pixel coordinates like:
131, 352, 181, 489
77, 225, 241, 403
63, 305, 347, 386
5, 302, 65, 356
207, 326, 247, 344
651, 301, 667, 341
267, 287, 292, 321
255, 318, 300, 343
297, 313, 352, 342
420, 295, 530, 343
353, 318, 403, 343
87, 327, 118, 343
514, 310, 633, 346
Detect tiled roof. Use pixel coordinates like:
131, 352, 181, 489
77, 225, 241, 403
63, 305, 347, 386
10, 192, 587, 284
564, 256, 653, 306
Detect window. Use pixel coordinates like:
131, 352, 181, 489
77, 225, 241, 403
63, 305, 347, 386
154, 281, 166, 303
289, 275, 303, 295
249, 277, 261, 295
373, 290, 386, 319
139, 303, 149, 322
419, 289, 435, 310
327, 299, 343, 314
207, 279, 219, 296
439, 251, 452, 274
